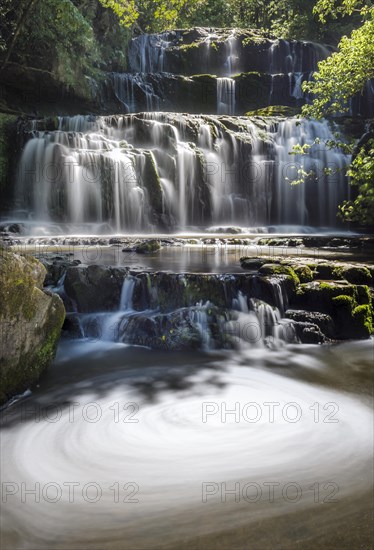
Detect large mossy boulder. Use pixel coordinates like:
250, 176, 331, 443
0, 249, 65, 404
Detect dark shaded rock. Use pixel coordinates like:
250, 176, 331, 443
292, 321, 328, 344
39, 254, 81, 287
315, 262, 344, 280
285, 309, 334, 338
240, 257, 265, 270
61, 313, 83, 339
292, 281, 372, 339
342, 266, 372, 285
64, 265, 128, 312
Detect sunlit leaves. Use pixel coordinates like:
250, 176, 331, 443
98, 0, 138, 26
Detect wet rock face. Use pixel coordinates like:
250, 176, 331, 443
0, 250, 65, 404
293, 281, 372, 339
64, 265, 129, 312
128, 28, 332, 77
241, 255, 373, 340
117, 305, 235, 351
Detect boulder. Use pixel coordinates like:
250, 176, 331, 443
135, 240, 161, 254
0, 250, 65, 404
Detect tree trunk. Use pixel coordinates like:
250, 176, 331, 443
0, 0, 39, 72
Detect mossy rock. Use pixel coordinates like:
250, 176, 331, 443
258, 264, 300, 288
0, 250, 65, 404
135, 239, 161, 254
293, 265, 313, 283
315, 262, 344, 280
293, 281, 372, 339
352, 304, 373, 336
240, 257, 266, 270
342, 266, 372, 285
285, 309, 334, 338
245, 105, 300, 117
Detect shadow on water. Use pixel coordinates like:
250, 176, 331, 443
0, 342, 229, 429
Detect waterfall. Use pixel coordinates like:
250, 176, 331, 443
272, 119, 350, 226
3, 29, 352, 233
128, 32, 174, 73
217, 78, 236, 115
65, 273, 299, 350
291, 72, 304, 99
14, 113, 349, 231
224, 32, 239, 75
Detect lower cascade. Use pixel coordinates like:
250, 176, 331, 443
13, 113, 349, 233
63, 272, 295, 350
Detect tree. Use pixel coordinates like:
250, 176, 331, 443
0, 0, 39, 71
296, 1, 374, 224
98, 0, 201, 32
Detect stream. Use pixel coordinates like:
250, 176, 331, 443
1, 327, 373, 548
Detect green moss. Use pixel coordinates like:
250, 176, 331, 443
191, 74, 217, 81
179, 41, 201, 51
352, 304, 373, 335
294, 265, 313, 283
0, 251, 43, 320
135, 240, 161, 254
259, 264, 300, 287
332, 294, 354, 309
356, 285, 372, 306
34, 312, 63, 370
245, 105, 300, 117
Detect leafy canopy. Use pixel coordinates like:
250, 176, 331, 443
98, 0, 201, 31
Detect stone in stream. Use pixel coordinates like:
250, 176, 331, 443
135, 240, 161, 254
0, 249, 65, 404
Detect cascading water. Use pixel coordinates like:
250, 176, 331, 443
65, 272, 297, 350
14, 113, 349, 232
217, 78, 236, 115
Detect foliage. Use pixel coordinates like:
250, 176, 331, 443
98, 0, 138, 26
302, 13, 374, 117
20, 0, 99, 86
292, 1, 374, 225
96, 0, 365, 39
339, 139, 374, 224
98, 0, 201, 32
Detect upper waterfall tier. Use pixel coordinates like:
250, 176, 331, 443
13, 113, 349, 233
98, 28, 372, 117
128, 28, 332, 77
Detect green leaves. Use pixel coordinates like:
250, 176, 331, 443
98, 1, 138, 26
302, 13, 374, 118
98, 0, 200, 31
340, 139, 374, 224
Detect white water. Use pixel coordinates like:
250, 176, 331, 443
14, 114, 349, 232
217, 78, 236, 115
